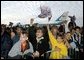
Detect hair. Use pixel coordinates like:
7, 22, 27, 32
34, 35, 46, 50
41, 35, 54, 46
4, 27, 11, 36
16, 26, 23, 31
1, 24, 6, 32
36, 27, 44, 33
6, 27, 11, 33
11, 27, 17, 35
42, 26, 48, 35
20, 29, 30, 52
50, 25, 58, 34
50, 25, 58, 30
21, 37, 30, 52
59, 24, 65, 33
75, 26, 80, 30
65, 32, 71, 37
65, 32, 70, 34
57, 32, 64, 39
80, 27, 83, 34
21, 30, 29, 37
1, 24, 6, 29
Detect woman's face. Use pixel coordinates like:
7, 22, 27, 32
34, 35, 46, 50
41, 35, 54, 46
36, 30, 43, 38
51, 28, 58, 35
57, 36, 63, 43
20, 34, 28, 42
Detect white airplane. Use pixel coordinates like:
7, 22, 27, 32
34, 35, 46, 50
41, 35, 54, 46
37, 5, 69, 25
48, 11, 69, 25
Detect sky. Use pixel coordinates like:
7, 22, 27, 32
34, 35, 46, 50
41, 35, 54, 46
1, 1, 83, 27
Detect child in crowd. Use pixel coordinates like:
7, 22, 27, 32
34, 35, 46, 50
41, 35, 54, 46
47, 25, 68, 59
29, 18, 50, 59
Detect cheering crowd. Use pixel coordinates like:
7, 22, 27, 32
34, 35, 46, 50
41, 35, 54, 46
1, 18, 83, 59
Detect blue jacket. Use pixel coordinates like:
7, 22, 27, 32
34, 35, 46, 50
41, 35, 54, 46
1, 31, 13, 58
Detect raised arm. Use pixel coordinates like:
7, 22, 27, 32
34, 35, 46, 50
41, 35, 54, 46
28, 18, 36, 51
28, 18, 36, 41
47, 24, 57, 48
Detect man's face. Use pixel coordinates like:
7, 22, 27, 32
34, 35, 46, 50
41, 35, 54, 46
16, 28, 22, 35
36, 30, 43, 38
72, 29, 75, 34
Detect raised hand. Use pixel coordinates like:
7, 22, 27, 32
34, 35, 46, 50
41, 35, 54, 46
46, 24, 49, 31
33, 51, 40, 58
30, 18, 34, 25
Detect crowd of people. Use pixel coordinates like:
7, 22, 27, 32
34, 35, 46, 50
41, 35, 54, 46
1, 18, 83, 59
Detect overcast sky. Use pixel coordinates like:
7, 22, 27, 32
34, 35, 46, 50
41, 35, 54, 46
1, 1, 83, 27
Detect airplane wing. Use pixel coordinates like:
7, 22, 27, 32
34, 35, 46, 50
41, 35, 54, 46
48, 20, 67, 25
55, 11, 69, 21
